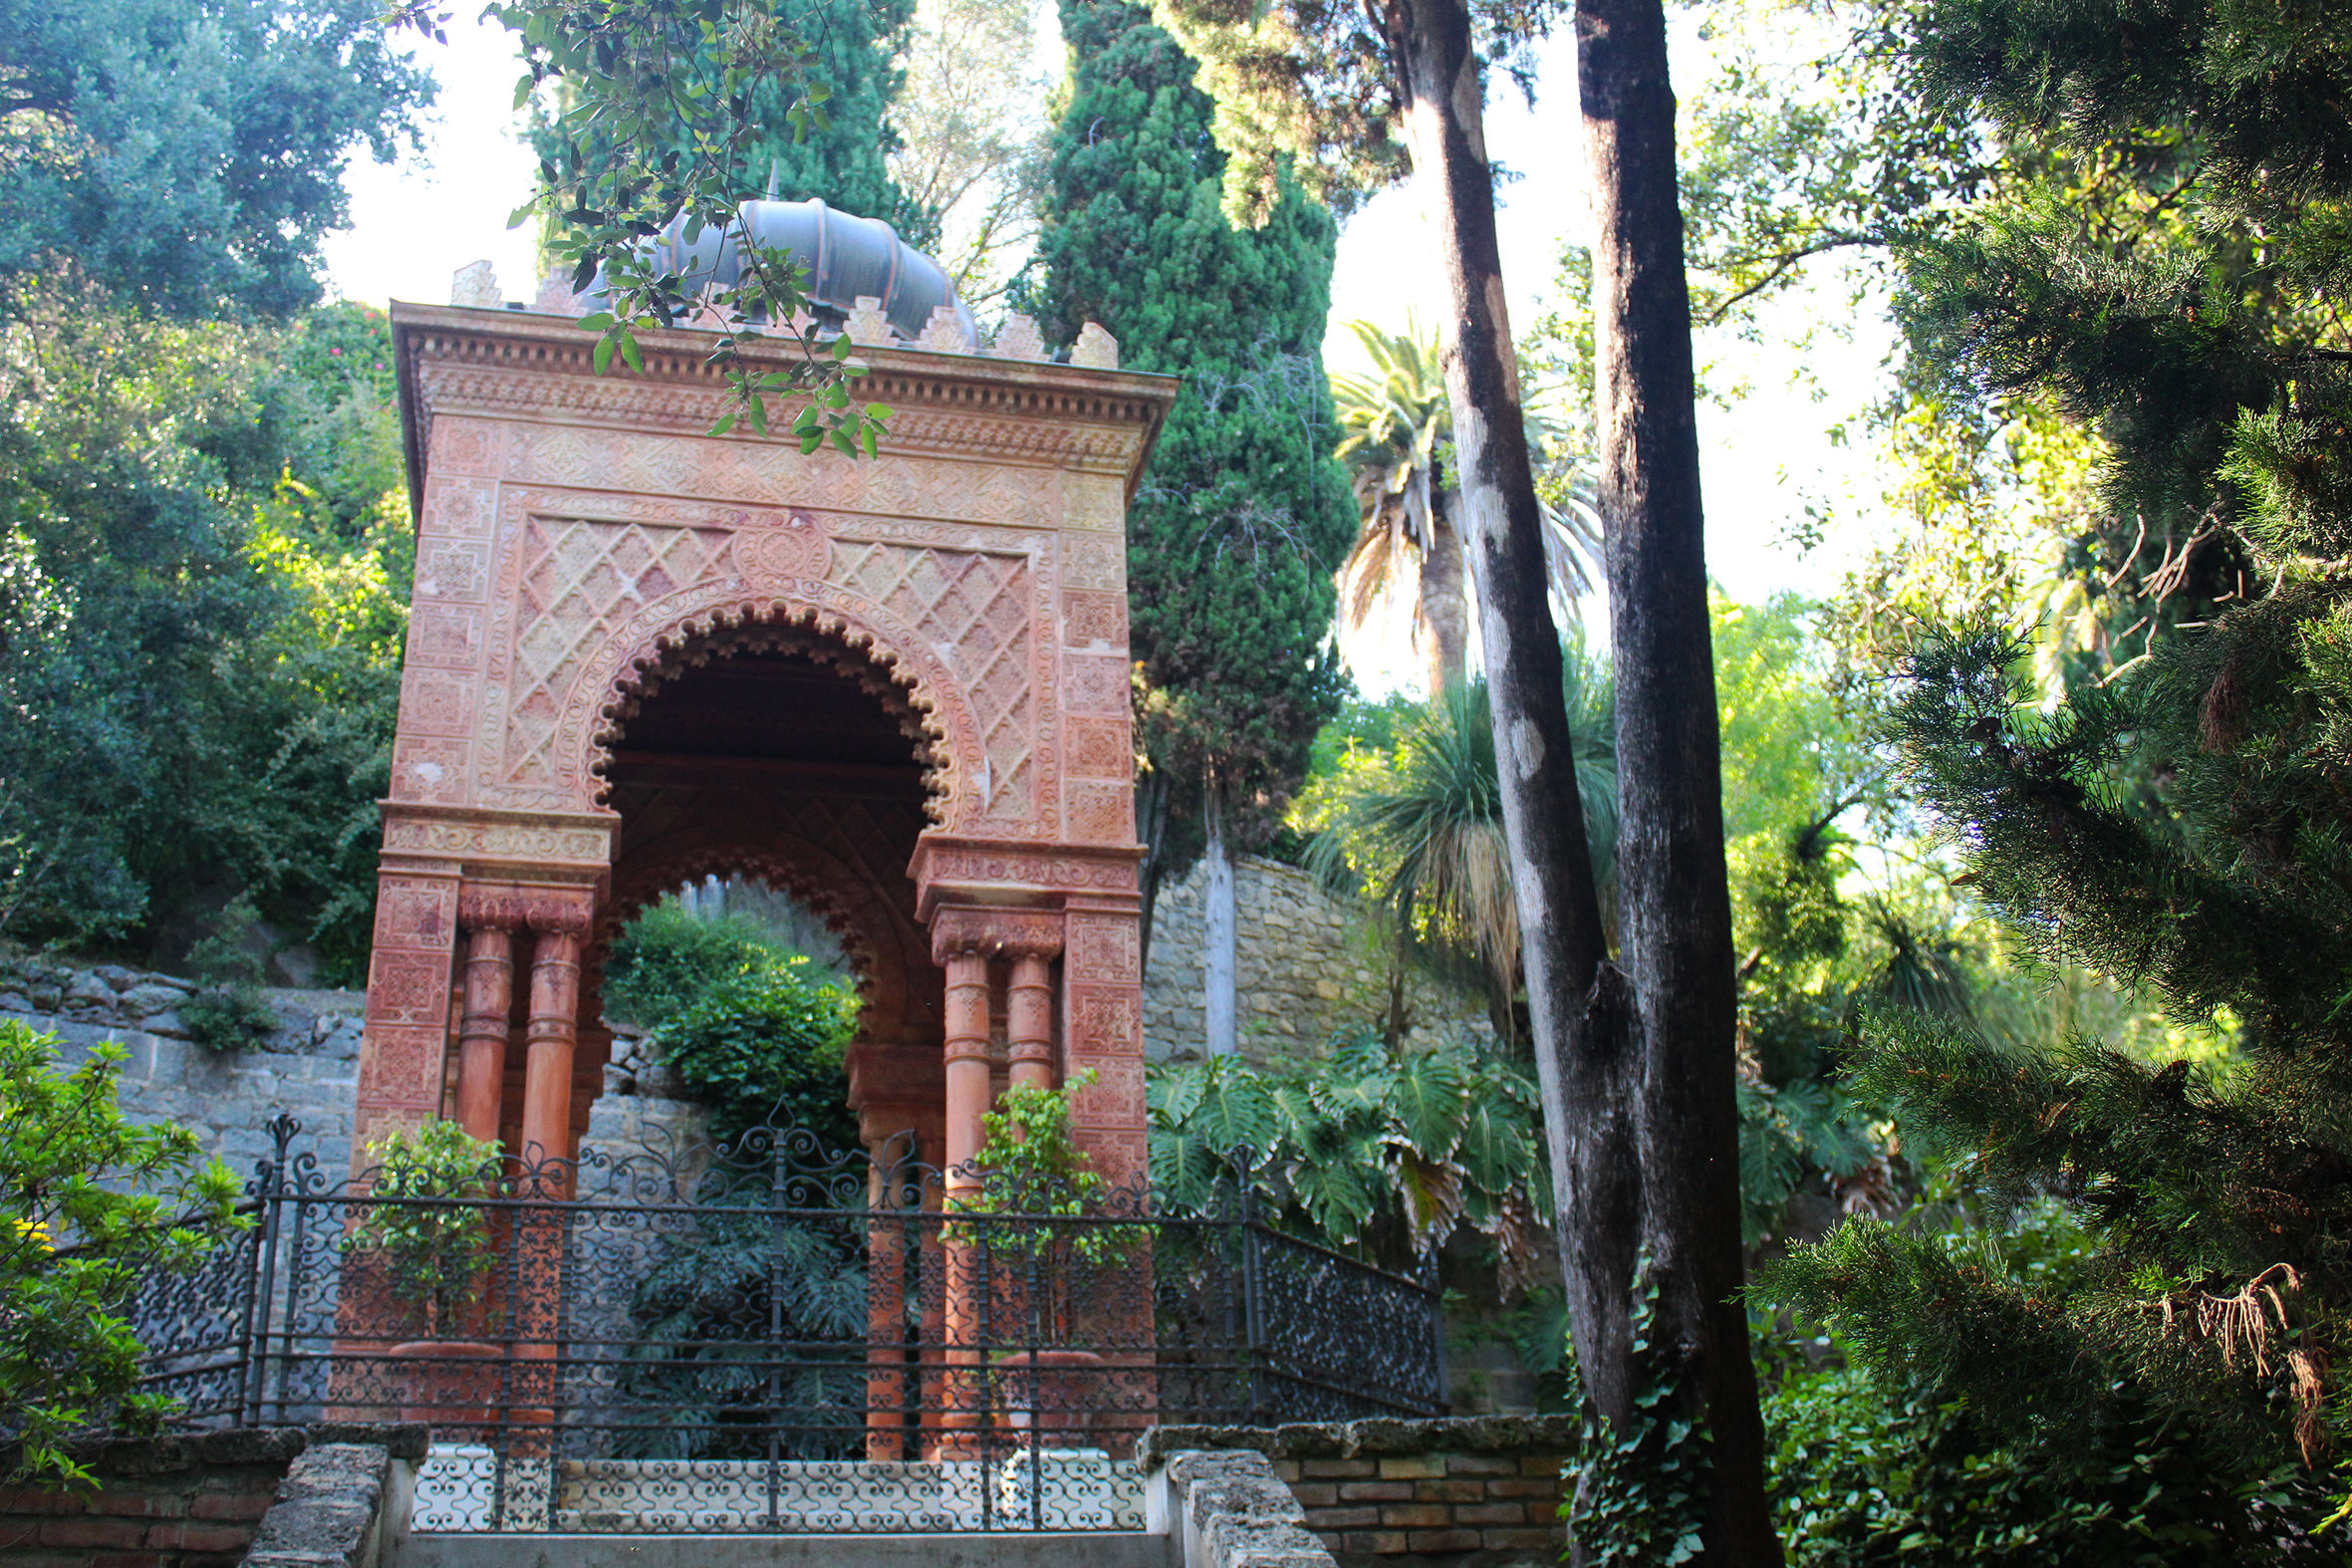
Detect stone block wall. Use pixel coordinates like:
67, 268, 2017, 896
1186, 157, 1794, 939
0, 952, 366, 1189
1144, 857, 1495, 1063
0, 949, 727, 1195
1142, 1418, 1571, 1568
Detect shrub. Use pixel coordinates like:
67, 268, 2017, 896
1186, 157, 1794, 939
0, 1020, 245, 1484
343, 1120, 502, 1337
180, 900, 278, 1053
647, 957, 860, 1145
1764, 1360, 2341, 1565
605, 903, 835, 1033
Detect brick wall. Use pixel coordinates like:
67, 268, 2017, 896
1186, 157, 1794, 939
1276, 1447, 1564, 1564
0, 1427, 426, 1568
1143, 1417, 1572, 1568
0, 1431, 303, 1568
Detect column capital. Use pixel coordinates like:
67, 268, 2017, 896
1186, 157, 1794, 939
457, 888, 526, 932
927, 906, 1064, 966
459, 882, 595, 936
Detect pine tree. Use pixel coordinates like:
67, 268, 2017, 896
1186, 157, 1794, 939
1770, 0, 2352, 1532
1025, 0, 1355, 1044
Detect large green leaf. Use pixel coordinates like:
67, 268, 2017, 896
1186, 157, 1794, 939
1456, 1088, 1538, 1213
1385, 1046, 1468, 1160
1148, 1060, 1207, 1126
1288, 1134, 1383, 1243
1185, 1055, 1279, 1164
1386, 1142, 1466, 1254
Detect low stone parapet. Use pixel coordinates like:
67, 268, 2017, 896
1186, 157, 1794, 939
1140, 1419, 1571, 1568
0, 1427, 424, 1568
1146, 1448, 1336, 1568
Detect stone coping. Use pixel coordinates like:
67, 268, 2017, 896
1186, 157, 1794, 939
0, 1425, 430, 1480
1159, 1449, 1336, 1568
1137, 1418, 1575, 1471
245, 1442, 402, 1568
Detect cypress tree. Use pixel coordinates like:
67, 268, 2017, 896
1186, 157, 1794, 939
1770, 0, 2352, 1533
1025, 0, 1355, 1039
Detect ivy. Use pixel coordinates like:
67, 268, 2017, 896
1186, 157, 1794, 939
1563, 1251, 1712, 1567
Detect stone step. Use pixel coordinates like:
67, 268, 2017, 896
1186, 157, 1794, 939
394, 1532, 1172, 1568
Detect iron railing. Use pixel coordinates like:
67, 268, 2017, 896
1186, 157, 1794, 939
131, 1115, 1441, 1534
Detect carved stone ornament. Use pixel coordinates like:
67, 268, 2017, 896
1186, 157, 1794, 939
928, 906, 1066, 964
1071, 322, 1120, 371
988, 314, 1046, 363
450, 261, 500, 309
532, 270, 589, 317
915, 305, 973, 355
846, 296, 895, 347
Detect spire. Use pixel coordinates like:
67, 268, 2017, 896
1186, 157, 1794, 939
764, 160, 783, 202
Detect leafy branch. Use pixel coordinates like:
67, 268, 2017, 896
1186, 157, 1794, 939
388, 0, 892, 452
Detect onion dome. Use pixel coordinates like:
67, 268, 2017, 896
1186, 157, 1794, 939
640, 195, 973, 347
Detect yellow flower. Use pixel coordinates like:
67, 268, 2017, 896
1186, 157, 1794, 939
11, 1216, 52, 1253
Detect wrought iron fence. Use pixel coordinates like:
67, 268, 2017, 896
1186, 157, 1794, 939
132, 1115, 1441, 1534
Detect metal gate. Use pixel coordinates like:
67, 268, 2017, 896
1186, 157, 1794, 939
133, 1116, 1442, 1534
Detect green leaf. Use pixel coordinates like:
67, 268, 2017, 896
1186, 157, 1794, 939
617, 333, 644, 374
593, 335, 616, 376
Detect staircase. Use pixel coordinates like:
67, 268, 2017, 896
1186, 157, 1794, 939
394, 1532, 1173, 1568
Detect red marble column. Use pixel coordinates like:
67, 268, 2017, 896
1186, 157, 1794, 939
520, 924, 583, 1179
454, 922, 515, 1145
940, 950, 992, 1187
1006, 951, 1055, 1093
938, 947, 991, 1452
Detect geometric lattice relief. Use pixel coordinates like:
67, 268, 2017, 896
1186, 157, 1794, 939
833, 540, 1033, 820
505, 519, 737, 786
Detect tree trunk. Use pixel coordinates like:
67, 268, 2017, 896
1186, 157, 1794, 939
1383, 0, 1628, 1436
1383, 0, 1776, 1558
1577, 0, 1775, 1555
1418, 485, 1471, 695
1202, 775, 1238, 1056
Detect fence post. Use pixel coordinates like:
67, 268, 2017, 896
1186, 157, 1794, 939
239, 1114, 298, 1426
765, 1134, 787, 1530
1421, 1248, 1447, 1417
1233, 1148, 1266, 1427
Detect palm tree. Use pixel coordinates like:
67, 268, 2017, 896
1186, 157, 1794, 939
1300, 642, 1618, 1038
1330, 319, 1603, 698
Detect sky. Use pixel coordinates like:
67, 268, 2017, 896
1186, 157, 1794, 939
320, 10, 1900, 699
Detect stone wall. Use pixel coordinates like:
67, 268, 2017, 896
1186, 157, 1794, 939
0, 951, 367, 1189
1141, 1418, 1571, 1568
1144, 857, 1494, 1063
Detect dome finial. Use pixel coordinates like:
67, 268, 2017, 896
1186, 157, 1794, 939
763, 159, 783, 202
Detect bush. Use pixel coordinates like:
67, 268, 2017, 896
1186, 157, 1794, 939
648, 958, 861, 1145
1765, 1360, 2343, 1565
343, 1120, 501, 1337
605, 904, 837, 1033
0, 1021, 245, 1484
180, 900, 278, 1053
